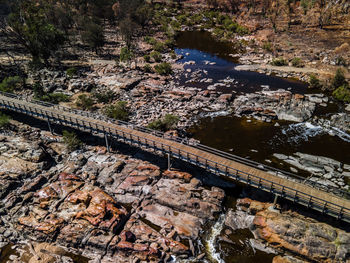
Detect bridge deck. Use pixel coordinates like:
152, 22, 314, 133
1, 93, 350, 222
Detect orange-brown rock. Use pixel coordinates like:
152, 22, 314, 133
58, 172, 82, 181
74, 188, 128, 232
19, 214, 64, 234
162, 170, 193, 182
247, 201, 350, 262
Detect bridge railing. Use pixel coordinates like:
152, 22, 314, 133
1, 90, 350, 201
1, 95, 350, 222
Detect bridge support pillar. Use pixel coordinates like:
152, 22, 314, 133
105, 133, 110, 152
273, 194, 278, 209
47, 119, 53, 134
167, 153, 171, 171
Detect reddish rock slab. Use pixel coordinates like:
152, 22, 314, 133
18, 213, 64, 240
162, 170, 193, 182
57, 219, 94, 248
151, 178, 224, 219
74, 188, 129, 232
137, 201, 203, 239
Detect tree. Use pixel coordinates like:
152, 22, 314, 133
81, 20, 105, 53
268, 0, 282, 32
261, 0, 272, 15
119, 17, 136, 48
6, 0, 66, 66
332, 69, 348, 90
114, 0, 150, 47
205, 0, 218, 9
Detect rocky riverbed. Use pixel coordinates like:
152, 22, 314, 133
273, 152, 350, 190
0, 123, 226, 262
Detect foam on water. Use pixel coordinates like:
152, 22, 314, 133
281, 121, 350, 144
331, 127, 350, 143
281, 122, 325, 144
206, 214, 226, 263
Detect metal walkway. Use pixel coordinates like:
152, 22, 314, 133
1, 91, 350, 223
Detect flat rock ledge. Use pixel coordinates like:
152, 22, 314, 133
0, 128, 225, 262
224, 198, 350, 263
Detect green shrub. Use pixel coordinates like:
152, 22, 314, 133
0, 76, 22, 93
333, 85, 350, 103
236, 25, 249, 35
0, 113, 10, 129
163, 114, 179, 130
170, 51, 177, 59
176, 14, 187, 24
213, 28, 225, 38
170, 20, 181, 31
144, 36, 157, 45
309, 74, 321, 89
336, 56, 347, 67
33, 82, 45, 98
143, 64, 153, 73
262, 42, 273, 52
153, 41, 165, 52
150, 51, 162, 62
147, 114, 179, 132
154, 62, 172, 75
332, 69, 348, 89
76, 94, 94, 110
120, 47, 134, 62
66, 67, 77, 78
147, 119, 163, 131
41, 93, 70, 104
271, 57, 288, 66
144, 36, 151, 43
301, 0, 310, 14
165, 38, 175, 48
144, 54, 151, 63
291, 57, 304, 68
62, 130, 82, 152
93, 89, 115, 103
33, 82, 70, 104
103, 101, 129, 121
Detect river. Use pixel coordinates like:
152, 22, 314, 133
174, 30, 350, 263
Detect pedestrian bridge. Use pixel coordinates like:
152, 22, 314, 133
1, 91, 350, 223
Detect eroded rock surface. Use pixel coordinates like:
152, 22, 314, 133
0, 129, 225, 262
273, 152, 350, 190
228, 198, 350, 263
233, 90, 327, 123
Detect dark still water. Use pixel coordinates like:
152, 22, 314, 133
188, 116, 350, 166
175, 31, 307, 94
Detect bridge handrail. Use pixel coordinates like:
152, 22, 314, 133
1, 90, 350, 200
1, 96, 350, 221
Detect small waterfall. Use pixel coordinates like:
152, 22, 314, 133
206, 213, 226, 263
